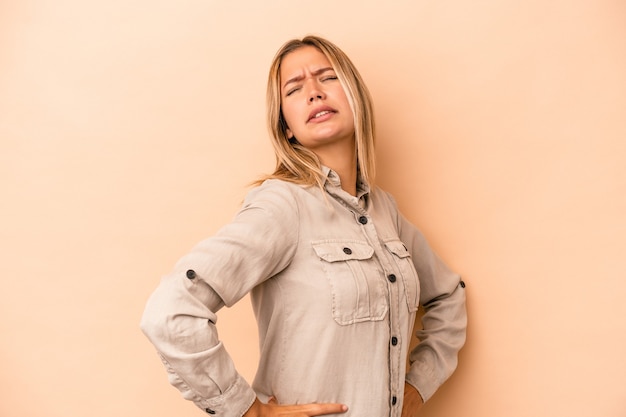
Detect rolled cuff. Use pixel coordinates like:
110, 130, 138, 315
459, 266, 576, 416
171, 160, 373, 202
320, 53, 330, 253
192, 373, 256, 417
405, 352, 438, 402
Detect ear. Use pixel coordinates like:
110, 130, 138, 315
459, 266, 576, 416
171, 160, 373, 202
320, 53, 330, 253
286, 128, 294, 139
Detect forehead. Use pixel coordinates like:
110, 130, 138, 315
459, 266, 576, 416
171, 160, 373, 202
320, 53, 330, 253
279, 46, 333, 78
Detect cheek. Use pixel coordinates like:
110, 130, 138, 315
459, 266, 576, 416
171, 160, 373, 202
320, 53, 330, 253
281, 103, 300, 130
334, 89, 352, 112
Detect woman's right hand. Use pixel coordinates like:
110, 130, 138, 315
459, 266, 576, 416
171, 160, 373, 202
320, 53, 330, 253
245, 397, 348, 417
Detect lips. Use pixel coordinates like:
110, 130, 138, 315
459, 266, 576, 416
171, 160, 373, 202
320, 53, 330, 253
307, 105, 336, 122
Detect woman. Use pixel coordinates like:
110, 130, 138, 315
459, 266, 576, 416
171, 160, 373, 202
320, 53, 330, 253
141, 35, 467, 417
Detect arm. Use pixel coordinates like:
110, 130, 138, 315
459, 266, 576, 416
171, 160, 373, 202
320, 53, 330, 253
401, 382, 424, 417
140, 183, 300, 417
398, 213, 467, 403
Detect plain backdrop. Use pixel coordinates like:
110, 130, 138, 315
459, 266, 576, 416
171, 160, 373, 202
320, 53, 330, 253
1, 1, 625, 416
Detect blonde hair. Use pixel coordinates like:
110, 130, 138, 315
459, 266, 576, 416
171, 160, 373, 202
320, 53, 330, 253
257, 35, 376, 189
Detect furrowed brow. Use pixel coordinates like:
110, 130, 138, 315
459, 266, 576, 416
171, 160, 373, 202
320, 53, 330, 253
283, 75, 304, 90
282, 67, 335, 90
312, 67, 334, 76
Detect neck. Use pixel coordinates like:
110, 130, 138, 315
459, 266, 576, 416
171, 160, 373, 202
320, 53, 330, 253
316, 142, 358, 196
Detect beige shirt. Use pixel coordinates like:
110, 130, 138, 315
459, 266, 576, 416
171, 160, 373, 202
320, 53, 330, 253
141, 168, 467, 417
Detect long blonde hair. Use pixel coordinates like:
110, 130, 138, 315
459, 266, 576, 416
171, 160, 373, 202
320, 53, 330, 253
258, 35, 376, 189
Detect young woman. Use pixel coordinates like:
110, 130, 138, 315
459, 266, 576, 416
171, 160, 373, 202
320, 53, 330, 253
141, 35, 467, 417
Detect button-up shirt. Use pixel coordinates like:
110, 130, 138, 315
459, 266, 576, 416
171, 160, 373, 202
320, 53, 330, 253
141, 167, 467, 417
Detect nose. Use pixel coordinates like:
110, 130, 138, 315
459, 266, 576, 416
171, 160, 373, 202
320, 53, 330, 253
307, 81, 325, 102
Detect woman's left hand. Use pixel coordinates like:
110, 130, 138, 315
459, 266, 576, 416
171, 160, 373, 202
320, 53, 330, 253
401, 382, 424, 417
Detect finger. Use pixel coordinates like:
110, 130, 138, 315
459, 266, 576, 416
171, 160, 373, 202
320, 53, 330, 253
296, 402, 349, 416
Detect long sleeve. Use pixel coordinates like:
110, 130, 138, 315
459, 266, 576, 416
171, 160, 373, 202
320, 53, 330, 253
140, 182, 300, 417
398, 213, 467, 402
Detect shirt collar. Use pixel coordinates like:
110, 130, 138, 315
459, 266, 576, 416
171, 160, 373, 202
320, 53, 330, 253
322, 166, 371, 206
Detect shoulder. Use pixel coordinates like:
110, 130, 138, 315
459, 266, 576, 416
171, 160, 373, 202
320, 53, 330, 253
241, 179, 303, 217
244, 178, 298, 202
370, 186, 400, 210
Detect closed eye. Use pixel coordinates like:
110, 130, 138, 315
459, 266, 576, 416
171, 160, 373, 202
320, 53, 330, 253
285, 86, 301, 96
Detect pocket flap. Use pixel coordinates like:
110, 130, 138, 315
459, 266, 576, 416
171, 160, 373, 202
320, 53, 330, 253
311, 240, 374, 262
384, 240, 411, 258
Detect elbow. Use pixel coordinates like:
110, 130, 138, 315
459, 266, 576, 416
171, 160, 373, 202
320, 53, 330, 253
140, 276, 221, 355
140, 287, 171, 345
140, 277, 187, 347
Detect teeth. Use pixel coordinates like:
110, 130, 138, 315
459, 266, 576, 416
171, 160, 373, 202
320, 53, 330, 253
314, 111, 330, 118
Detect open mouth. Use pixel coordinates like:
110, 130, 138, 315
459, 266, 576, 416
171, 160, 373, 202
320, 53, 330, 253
311, 110, 332, 119
308, 107, 336, 122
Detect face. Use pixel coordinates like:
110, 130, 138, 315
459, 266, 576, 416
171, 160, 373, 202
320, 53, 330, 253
279, 46, 355, 154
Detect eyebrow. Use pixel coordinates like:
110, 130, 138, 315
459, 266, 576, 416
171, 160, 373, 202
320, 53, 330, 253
282, 67, 335, 90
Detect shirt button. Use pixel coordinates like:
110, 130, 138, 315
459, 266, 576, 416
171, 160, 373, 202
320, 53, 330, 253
205, 409, 216, 414
391, 396, 397, 406
388, 274, 396, 283
343, 247, 352, 255
358, 215, 368, 225
391, 336, 398, 346
460, 280, 466, 288
186, 269, 196, 279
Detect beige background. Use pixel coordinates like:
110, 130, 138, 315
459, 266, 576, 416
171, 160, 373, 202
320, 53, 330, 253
1, 1, 625, 416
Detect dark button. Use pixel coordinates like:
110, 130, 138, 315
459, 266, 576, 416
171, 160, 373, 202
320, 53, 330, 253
460, 280, 466, 288
205, 409, 215, 415
358, 215, 368, 225
391, 336, 398, 346
186, 269, 196, 279
388, 274, 396, 283
391, 396, 397, 406
343, 247, 352, 255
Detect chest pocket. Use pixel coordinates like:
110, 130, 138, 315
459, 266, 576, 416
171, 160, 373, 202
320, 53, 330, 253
384, 240, 420, 313
312, 240, 387, 325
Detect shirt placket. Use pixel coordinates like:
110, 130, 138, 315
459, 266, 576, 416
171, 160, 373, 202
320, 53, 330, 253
329, 185, 404, 417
